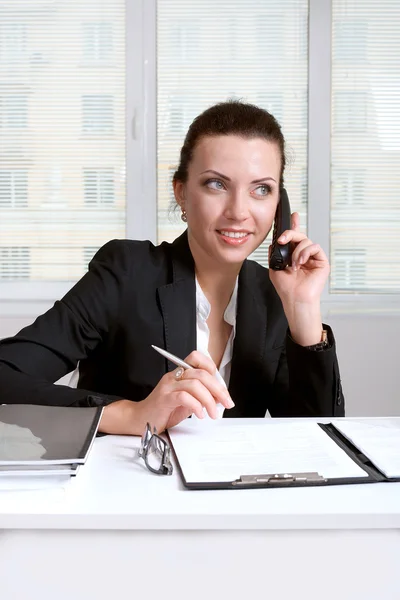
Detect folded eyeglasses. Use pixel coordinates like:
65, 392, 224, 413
138, 422, 173, 475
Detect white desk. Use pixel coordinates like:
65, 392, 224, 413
0, 418, 399, 600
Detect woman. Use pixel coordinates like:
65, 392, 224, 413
0, 101, 344, 436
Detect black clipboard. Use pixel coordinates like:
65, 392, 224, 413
167, 422, 400, 490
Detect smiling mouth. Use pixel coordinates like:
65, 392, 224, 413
218, 230, 250, 239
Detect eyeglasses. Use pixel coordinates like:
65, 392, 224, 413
138, 423, 173, 475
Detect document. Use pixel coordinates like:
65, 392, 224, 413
169, 419, 367, 484
332, 418, 400, 478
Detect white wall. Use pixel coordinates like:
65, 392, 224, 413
1, 312, 399, 417
324, 313, 400, 416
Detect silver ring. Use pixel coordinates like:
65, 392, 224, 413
174, 367, 185, 381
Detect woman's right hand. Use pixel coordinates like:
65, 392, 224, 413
98, 351, 235, 436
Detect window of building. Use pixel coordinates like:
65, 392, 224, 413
82, 95, 114, 134
334, 91, 368, 132
0, 23, 26, 62
82, 22, 113, 62
0, 170, 28, 207
0, 95, 28, 129
0, 247, 30, 279
332, 170, 365, 207
84, 169, 114, 205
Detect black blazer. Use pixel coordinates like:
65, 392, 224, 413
0, 232, 344, 417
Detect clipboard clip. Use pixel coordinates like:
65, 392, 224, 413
233, 472, 325, 486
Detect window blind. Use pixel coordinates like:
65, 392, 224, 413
331, 0, 400, 293
0, 1, 125, 289
157, 0, 308, 267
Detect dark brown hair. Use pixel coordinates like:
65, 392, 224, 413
173, 100, 286, 186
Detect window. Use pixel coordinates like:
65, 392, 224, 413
0, 170, 28, 207
0, 247, 30, 279
331, 0, 400, 294
82, 22, 113, 62
157, 0, 308, 267
84, 169, 114, 205
82, 95, 114, 134
0, 95, 28, 129
0, 1, 125, 294
0, 23, 26, 62
2, 1, 400, 307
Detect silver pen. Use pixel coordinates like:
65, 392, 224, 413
151, 345, 193, 370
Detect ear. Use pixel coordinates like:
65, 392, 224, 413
173, 179, 185, 211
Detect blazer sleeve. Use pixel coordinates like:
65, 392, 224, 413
0, 240, 130, 407
268, 325, 345, 418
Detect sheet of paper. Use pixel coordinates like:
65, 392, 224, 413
168, 419, 366, 483
332, 418, 400, 478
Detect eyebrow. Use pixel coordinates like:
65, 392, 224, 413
199, 169, 277, 184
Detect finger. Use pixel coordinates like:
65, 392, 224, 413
172, 390, 206, 420
297, 243, 328, 266
176, 378, 219, 419
277, 229, 307, 245
291, 238, 315, 265
184, 350, 217, 375
291, 212, 300, 232
181, 368, 234, 409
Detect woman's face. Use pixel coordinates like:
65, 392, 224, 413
174, 134, 282, 268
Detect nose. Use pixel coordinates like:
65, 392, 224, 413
223, 189, 250, 221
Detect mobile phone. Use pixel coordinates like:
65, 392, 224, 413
269, 187, 292, 270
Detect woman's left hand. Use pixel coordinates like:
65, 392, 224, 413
268, 212, 330, 346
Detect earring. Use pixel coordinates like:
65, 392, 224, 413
181, 210, 187, 223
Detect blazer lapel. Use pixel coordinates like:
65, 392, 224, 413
157, 232, 197, 372
227, 260, 268, 417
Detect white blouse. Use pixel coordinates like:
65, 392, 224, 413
195, 277, 238, 418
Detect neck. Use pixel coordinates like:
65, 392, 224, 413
188, 233, 241, 303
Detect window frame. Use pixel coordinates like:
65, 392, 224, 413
1, 0, 399, 316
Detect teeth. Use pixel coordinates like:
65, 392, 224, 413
220, 231, 248, 239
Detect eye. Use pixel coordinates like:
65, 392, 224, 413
253, 184, 272, 197
204, 178, 226, 191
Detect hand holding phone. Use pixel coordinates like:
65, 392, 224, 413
269, 187, 292, 270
